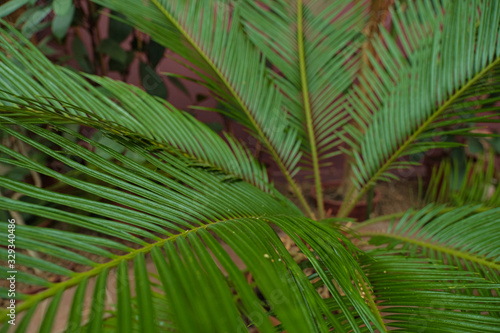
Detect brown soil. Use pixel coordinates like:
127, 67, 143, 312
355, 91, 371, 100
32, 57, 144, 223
323, 187, 345, 201
275, 178, 422, 219
371, 180, 423, 217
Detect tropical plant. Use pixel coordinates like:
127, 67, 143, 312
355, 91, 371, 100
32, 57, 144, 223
1, 0, 500, 332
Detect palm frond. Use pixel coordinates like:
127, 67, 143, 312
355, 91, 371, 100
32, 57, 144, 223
339, 0, 500, 216
99, 290, 174, 332
238, 0, 366, 218
0, 23, 272, 193
359, 251, 500, 332
424, 151, 500, 207
360, 205, 500, 284
92, 0, 312, 215
355, 205, 500, 331
0, 117, 380, 332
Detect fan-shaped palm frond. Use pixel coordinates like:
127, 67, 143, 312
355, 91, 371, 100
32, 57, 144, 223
339, 0, 500, 216
92, 0, 311, 215
0, 117, 380, 332
0, 23, 271, 193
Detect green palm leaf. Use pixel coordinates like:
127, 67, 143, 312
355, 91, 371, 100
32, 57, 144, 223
92, 0, 312, 215
359, 252, 500, 332
0, 118, 379, 332
339, 0, 500, 216
356, 205, 500, 331
361, 205, 500, 283
424, 152, 500, 207
0, 23, 271, 193
239, 0, 366, 217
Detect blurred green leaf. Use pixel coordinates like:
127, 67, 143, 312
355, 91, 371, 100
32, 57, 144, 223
53, 0, 72, 16
21, 5, 51, 38
467, 137, 484, 154
71, 36, 94, 73
206, 122, 223, 132
52, 4, 74, 40
97, 38, 127, 64
108, 11, 133, 43
492, 136, 500, 155
109, 51, 134, 73
37, 35, 57, 56
92, 132, 125, 159
167, 76, 189, 96
139, 61, 168, 99
6, 166, 31, 182
62, 124, 80, 142
0, 0, 29, 18
124, 149, 146, 164
450, 147, 467, 190
15, 6, 36, 25
146, 39, 165, 68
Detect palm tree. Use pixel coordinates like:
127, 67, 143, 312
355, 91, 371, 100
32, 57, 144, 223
0, 0, 499, 332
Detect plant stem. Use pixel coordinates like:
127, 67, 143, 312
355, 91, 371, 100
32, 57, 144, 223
337, 0, 393, 218
350, 206, 492, 231
0, 221, 212, 321
297, 0, 324, 219
88, 0, 106, 76
357, 272, 387, 332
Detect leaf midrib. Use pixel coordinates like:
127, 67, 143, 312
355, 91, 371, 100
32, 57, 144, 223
297, 0, 324, 219
0, 214, 282, 322
360, 231, 500, 271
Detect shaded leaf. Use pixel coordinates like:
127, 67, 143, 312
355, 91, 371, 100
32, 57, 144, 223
71, 35, 94, 73
53, 0, 72, 16
139, 61, 168, 99
146, 39, 165, 68
0, 0, 29, 18
97, 38, 127, 63
51, 3, 74, 40
108, 10, 133, 43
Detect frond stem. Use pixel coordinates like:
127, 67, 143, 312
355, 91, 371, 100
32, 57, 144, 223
351, 206, 492, 231
297, 0, 324, 219
357, 272, 387, 332
358, 231, 500, 271
0, 225, 206, 322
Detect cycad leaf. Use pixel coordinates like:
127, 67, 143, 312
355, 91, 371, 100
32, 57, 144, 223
359, 252, 500, 332
362, 205, 500, 283
239, 0, 366, 217
341, 0, 500, 215
424, 153, 500, 207
0, 118, 378, 332
355, 205, 500, 331
0, 23, 271, 192
240, 0, 365, 159
91, 0, 308, 211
